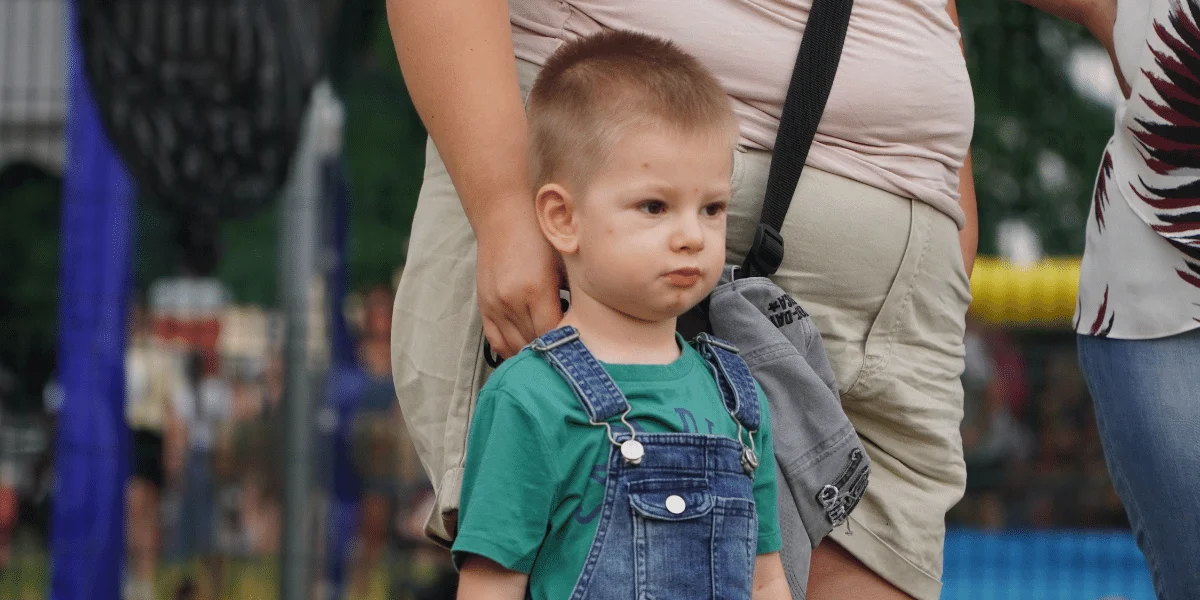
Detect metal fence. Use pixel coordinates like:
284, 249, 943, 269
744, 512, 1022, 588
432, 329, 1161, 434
0, 1, 1162, 599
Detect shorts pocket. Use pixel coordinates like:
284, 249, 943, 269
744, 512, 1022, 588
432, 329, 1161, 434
847, 201, 927, 395
730, 147, 747, 191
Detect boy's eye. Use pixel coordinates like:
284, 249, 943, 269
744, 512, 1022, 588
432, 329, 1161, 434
703, 201, 728, 217
638, 200, 667, 215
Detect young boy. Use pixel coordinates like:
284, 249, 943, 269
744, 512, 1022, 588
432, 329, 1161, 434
452, 31, 790, 600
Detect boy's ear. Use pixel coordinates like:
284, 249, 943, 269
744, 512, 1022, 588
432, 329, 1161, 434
535, 183, 580, 255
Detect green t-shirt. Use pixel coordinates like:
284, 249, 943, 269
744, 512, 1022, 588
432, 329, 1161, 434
451, 337, 782, 599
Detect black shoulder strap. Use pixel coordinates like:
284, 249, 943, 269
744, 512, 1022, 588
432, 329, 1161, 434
741, 0, 854, 278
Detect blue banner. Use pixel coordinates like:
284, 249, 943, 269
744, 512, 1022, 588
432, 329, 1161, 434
49, 2, 136, 599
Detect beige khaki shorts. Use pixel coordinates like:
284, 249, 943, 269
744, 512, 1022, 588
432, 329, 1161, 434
392, 59, 971, 600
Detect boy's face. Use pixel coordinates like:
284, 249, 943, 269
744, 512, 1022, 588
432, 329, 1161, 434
548, 126, 733, 323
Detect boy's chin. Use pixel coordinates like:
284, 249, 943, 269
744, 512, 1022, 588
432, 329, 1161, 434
649, 296, 710, 323
671, 296, 708, 318
603, 286, 713, 324
615, 300, 696, 325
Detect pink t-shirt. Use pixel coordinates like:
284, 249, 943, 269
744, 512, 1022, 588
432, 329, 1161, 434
510, 0, 975, 227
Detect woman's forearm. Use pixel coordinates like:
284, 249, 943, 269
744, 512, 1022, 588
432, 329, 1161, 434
386, 0, 532, 230
947, 1, 977, 277
958, 153, 978, 278
1017, 0, 1086, 23
1016, 0, 1114, 44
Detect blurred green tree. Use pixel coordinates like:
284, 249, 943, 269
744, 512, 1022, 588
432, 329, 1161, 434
961, 0, 1116, 256
0, 164, 61, 409
336, 16, 427, 292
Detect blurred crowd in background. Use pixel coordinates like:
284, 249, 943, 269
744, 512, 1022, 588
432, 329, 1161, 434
0, 276, 458, 600
955, 319, 1124, 532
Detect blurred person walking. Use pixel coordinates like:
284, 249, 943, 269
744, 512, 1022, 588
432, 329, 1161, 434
240, 354, 284, 557
124, 303, 183, 600
326, 286, 435, 599
168, 350, 231, 597
345, 287, 410, 598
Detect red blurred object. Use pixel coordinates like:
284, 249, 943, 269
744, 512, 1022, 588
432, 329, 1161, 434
0, 483, 17, 565
148, 276, 230, 376
984, 329, 1030, 416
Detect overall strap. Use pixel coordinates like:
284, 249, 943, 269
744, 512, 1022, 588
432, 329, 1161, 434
529, 326, 630, 424
692, 334, 761, 434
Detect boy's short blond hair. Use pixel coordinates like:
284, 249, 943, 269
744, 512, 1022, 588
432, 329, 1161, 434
527, 30, 737, 191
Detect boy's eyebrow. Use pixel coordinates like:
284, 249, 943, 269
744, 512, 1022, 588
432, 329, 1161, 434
623, 180, 731, 200
620, 179, 673, 198
705, 183, 734, 199
697, 184, 734, 201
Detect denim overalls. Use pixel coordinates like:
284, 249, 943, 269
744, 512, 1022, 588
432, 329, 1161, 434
529, 325, 763, 600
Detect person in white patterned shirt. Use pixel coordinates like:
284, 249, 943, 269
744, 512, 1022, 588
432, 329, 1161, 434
1069, 0, 1200, 597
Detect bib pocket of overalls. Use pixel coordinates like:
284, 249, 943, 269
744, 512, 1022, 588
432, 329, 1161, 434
628, 478, 757, 599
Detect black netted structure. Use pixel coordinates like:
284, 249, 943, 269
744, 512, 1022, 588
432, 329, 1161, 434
75, 0, 323, 221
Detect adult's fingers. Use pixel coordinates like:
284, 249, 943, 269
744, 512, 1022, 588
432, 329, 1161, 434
481, 317, 512, 360
488, 312, 529, 359
501, 271, 560, 346
507, 296, 539, 346
497, 315, 528, 358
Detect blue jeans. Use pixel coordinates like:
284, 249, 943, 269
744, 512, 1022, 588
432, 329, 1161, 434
1077, 329, 1200, 600
170, 448, 216, 560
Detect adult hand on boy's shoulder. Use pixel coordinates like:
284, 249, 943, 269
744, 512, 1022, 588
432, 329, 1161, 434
475, 204, 563, 359
457, 555, 530, 600
753, 552, 792, 600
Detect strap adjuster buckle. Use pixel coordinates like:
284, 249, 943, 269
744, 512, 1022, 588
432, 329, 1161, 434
529, 328, 580, 352
744, 224, 785, 277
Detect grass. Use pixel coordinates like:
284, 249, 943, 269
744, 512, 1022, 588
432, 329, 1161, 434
0, 533, 447, 600
2, 552, 284, 600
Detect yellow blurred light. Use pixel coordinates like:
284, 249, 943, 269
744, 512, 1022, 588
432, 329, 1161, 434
968, 257, 1081, 328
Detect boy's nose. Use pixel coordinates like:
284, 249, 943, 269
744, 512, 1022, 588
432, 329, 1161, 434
670, 215, 706, 253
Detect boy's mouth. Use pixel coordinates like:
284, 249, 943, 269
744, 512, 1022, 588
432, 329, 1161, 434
665, 267, 703, 287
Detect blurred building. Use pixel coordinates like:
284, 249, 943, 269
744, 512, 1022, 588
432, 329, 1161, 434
0, 0, 66, 173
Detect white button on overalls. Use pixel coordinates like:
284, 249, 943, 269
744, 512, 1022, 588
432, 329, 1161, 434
665, 495, 687, 514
